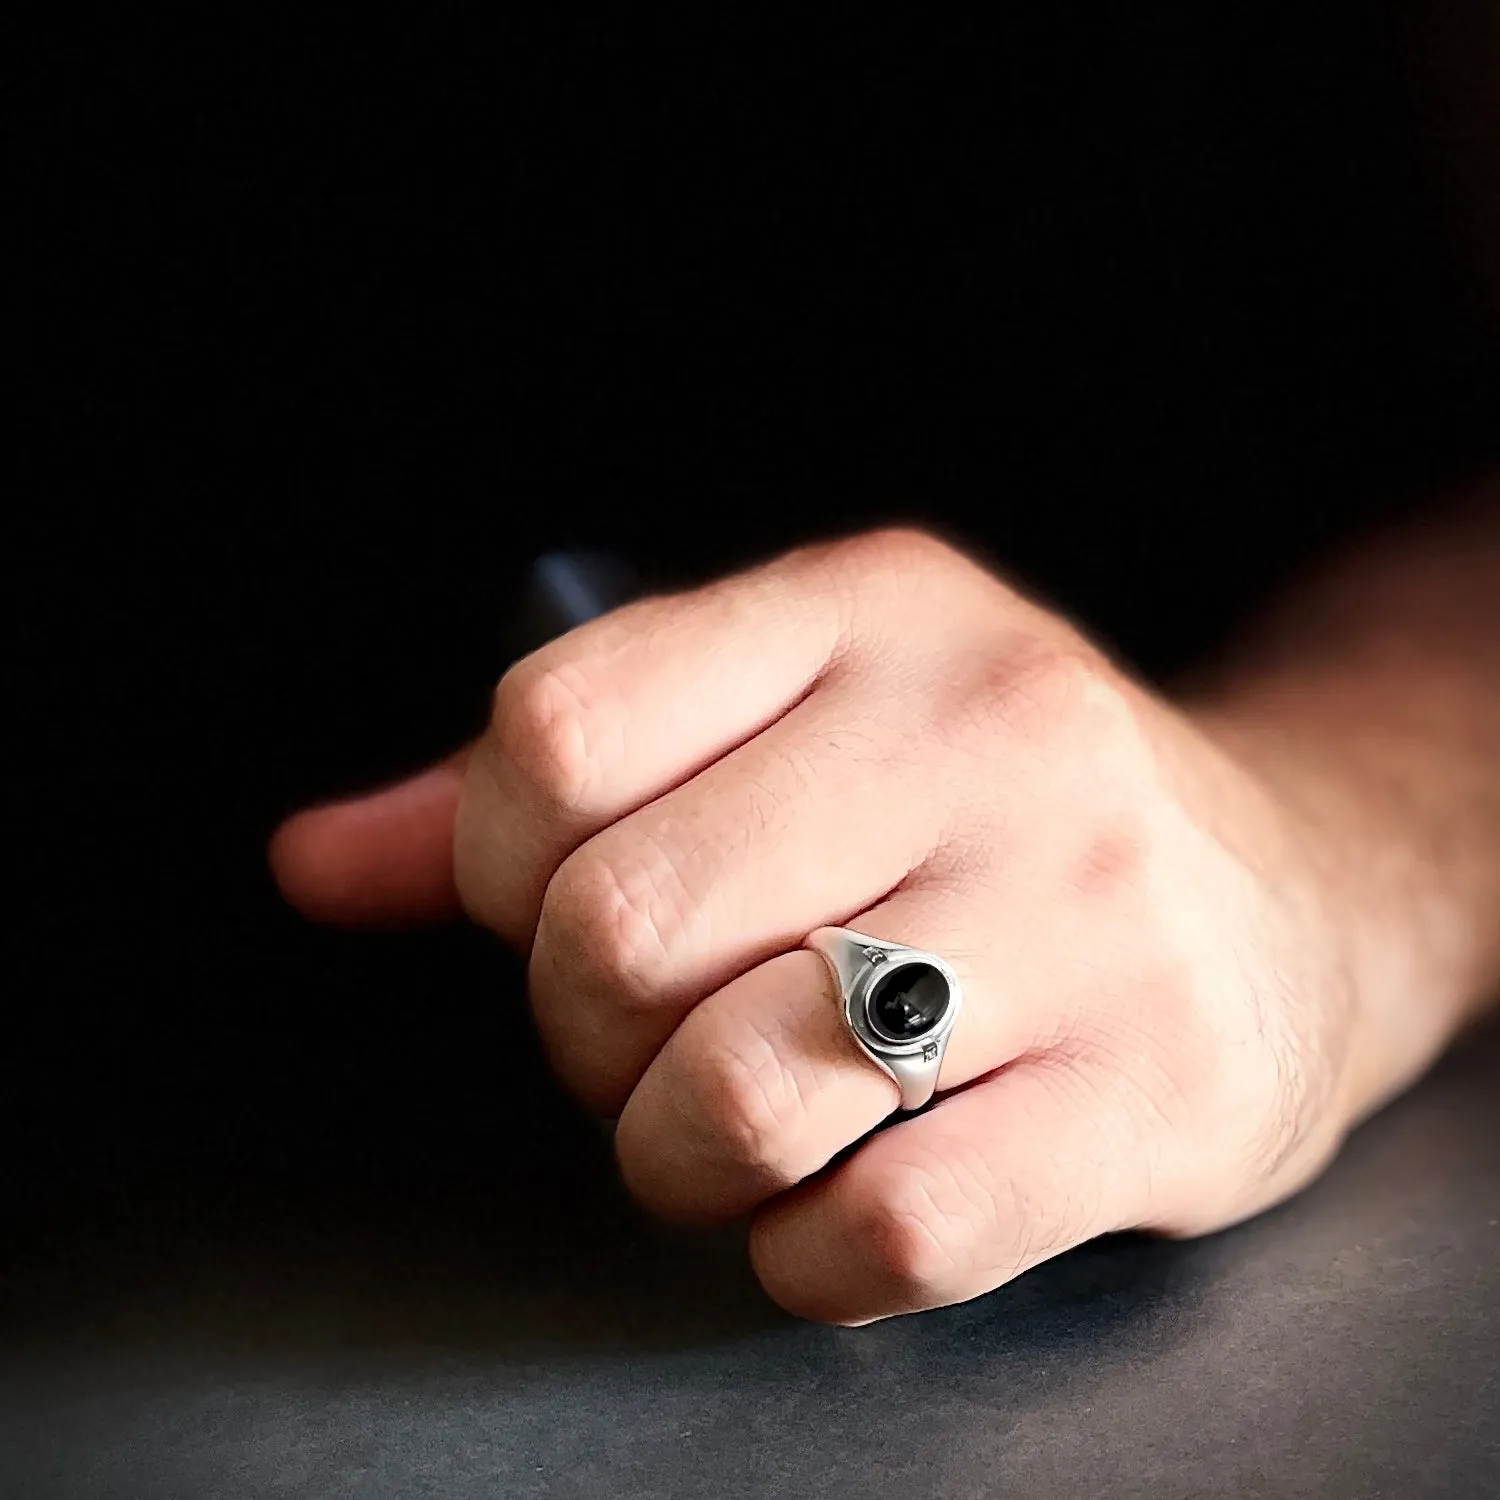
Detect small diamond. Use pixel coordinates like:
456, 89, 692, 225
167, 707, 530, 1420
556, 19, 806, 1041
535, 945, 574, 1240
921, 1042, 939, 1063
864, 948, 888, 965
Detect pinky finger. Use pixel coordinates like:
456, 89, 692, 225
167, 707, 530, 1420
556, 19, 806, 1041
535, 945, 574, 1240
748, 1053, 1156, 1325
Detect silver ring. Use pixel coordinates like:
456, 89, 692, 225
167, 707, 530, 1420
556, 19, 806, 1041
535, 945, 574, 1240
804, 926, 963, 1112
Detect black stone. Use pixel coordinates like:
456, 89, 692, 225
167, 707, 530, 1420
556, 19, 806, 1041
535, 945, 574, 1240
866, 962, 949, 1043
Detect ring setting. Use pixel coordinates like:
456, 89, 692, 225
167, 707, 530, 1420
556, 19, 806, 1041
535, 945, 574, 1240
804, 927, 962, 1112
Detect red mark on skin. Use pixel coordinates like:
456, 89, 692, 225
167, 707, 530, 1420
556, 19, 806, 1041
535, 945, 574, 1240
1071, 829, 1144, 901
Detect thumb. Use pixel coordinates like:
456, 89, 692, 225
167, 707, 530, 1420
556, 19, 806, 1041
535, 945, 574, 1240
268, 749, 471, 928
269, 549, 642, 929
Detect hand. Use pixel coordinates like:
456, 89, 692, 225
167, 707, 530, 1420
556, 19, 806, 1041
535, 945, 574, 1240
274, 528, 1380, 1323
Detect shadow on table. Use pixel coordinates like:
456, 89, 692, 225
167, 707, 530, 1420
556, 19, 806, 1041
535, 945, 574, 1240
2, 1121, 1203, 1377
6, 909, 1496, 1380
1, 1128, 1203, 1377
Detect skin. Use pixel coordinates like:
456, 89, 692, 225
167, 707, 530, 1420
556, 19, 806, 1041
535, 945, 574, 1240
271, 490, 1500, 1324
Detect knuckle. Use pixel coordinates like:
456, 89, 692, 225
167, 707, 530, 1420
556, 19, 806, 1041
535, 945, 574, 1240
539, 843, 682, 1007
689, 1024, 805, 1176
988, 644, 1105, 738
837, 524, 951, 577
490, 657, 604, 816
796, 526, 955, 603
799, 527, 972, 664
955, 640, 1139, 758
852, 1154, 978, 1300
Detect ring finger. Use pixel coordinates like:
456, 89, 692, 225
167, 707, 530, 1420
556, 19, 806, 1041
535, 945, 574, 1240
613, 869, 1079, 1226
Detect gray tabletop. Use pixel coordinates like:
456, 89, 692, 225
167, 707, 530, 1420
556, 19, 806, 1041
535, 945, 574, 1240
4, 1018, 1497, 1499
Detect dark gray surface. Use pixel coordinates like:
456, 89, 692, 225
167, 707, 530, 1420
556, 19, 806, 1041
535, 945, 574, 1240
4, 1025, 1498, 1500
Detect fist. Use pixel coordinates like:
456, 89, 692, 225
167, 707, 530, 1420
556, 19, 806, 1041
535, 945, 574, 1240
447, 530, 1365, 1321
277, 530, 1368, 1322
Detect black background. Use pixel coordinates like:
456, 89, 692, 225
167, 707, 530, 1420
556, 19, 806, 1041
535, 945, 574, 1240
11, 5, 1498, 1264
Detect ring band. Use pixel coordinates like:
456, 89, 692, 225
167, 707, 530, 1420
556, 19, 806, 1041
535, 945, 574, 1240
804, 926, 963, 1112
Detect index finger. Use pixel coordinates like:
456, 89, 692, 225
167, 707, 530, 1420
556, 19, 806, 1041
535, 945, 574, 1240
454, 541, 861, 949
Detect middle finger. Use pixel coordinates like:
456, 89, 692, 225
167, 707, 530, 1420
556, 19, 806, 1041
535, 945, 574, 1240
528, 676, 961, 1113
